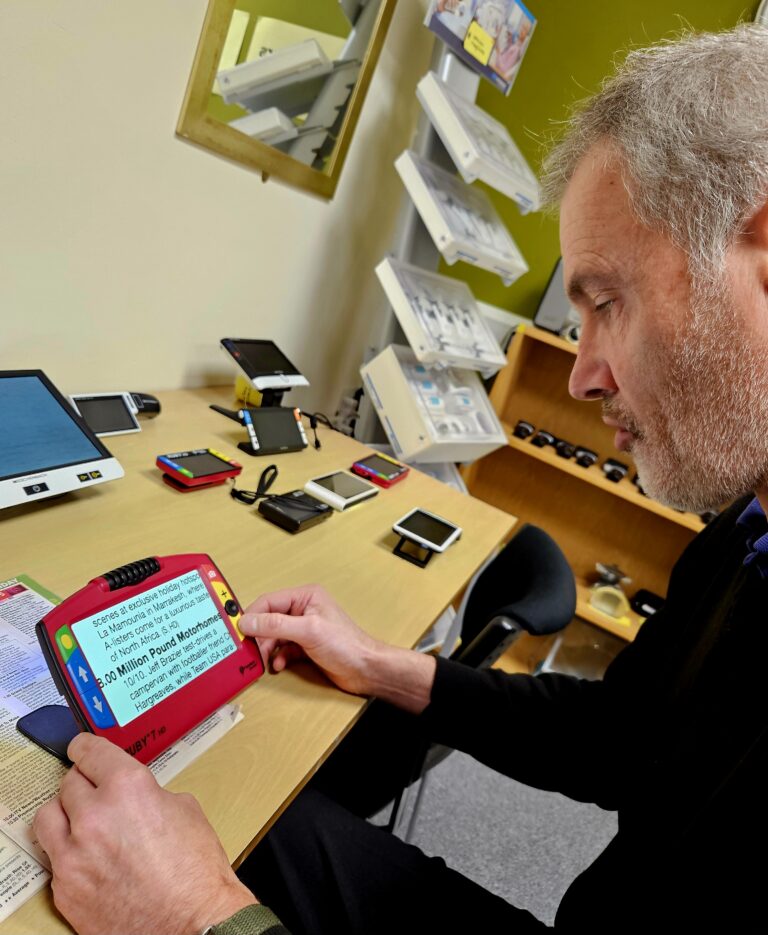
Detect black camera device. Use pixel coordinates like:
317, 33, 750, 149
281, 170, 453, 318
258, 490, 332, 533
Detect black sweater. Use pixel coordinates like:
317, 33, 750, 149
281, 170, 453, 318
423, 495, 767, 931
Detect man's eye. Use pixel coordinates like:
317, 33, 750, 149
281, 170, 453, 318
595, 299, 615, 313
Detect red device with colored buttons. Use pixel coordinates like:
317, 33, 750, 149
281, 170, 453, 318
35, 554, 264, 764
350, 452, 410, 488
156, 448, 242, 491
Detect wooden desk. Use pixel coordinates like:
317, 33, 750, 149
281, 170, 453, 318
0, 387, 514, 933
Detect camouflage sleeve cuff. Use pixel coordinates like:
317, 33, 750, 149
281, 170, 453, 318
208, 903, 290, 935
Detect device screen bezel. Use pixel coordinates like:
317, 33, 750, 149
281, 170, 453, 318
221, 338, 302, 379
310, 471, 378, 501
69, 567, 239, 728
0, 370, 116, 482
167, 450, 238, 479
71, 393, 140, 436
354, 453, 406, 479
393, 508, 461, 552
249, 407, 306, 451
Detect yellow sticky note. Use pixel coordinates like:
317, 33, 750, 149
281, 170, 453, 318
463, 21, 494, 66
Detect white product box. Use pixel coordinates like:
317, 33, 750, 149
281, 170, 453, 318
360, 344, 507, 463
375, 257, 507, 375
395, 150, 528, 285
228, 108, 298, 144
416, 71, 541, 213
218, 40, 332, 107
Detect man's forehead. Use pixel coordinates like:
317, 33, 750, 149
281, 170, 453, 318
560, 155, 629, 242
559, 152, 644, 285
559, 151, 693, 315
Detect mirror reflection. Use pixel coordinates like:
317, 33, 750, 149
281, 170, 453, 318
207, 1, 383, 175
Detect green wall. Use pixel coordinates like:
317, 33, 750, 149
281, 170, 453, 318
450, 0, 758, 317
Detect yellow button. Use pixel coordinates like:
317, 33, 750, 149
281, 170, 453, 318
212, 581, 245, 640
60, 634, 74, 650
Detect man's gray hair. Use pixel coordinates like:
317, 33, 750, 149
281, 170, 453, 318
542, 24, 768, 281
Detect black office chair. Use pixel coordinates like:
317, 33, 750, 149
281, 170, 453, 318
387, 523, 577, 840
452, 523, 577, 666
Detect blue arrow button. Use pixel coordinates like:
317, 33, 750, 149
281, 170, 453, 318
81, 689, 116, 729
65, 648, 95, 697
66, 649, 116, 729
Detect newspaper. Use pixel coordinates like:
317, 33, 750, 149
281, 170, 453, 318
0, 575, 243, 923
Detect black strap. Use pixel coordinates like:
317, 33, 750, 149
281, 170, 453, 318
230, 464, 278, 505
230, 466, 327, 515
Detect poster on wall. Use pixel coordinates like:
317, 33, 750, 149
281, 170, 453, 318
424, 0, 536, 96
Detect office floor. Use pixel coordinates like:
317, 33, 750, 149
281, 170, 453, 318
383, 750, 618, 926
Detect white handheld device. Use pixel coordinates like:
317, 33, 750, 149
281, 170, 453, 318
304, 471, 378, 511
69, 392, 140, 436
392, 508, 462, 552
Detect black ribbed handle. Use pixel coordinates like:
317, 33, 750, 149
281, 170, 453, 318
101, 557, 161, 591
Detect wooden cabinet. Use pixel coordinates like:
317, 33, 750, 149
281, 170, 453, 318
463, 324, 703, 642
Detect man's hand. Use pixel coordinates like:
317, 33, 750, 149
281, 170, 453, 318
240, 584, 386, 695
33, 734, 256, 935
240, 584, 436, 714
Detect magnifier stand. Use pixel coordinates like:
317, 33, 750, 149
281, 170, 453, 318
260, 389, 285, 407
393, 536, 436, 568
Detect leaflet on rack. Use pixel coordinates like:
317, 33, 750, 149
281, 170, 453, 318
424, 0, 536, 96
395, 150, 528, 286
416, 71, 541, 213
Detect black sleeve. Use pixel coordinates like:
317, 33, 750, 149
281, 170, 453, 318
420, 657, 627, 808
419, 499, 747, 809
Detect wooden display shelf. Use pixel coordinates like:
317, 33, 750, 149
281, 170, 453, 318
522, 324, 578, 356
465, 322, 700, 645
464, 443, 691, 602
503, 428, 704, 533
575, 581, 644, 641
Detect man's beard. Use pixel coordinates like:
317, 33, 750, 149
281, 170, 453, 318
604, 278, 768, 513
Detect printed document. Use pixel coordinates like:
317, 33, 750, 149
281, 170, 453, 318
0, 575, 243, 923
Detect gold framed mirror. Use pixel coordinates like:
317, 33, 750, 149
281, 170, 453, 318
176, 0, 398, 200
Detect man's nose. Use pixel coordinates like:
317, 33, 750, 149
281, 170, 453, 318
568, 332, 618, 401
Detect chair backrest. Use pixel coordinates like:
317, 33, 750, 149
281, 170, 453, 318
386, 526, 577, 839
450, 524, 576, 664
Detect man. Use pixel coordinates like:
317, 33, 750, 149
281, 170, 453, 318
34, 24, 768, 933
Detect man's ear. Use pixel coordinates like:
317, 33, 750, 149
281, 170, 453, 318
742, 198, 768, 250
738, 199, 768, 295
